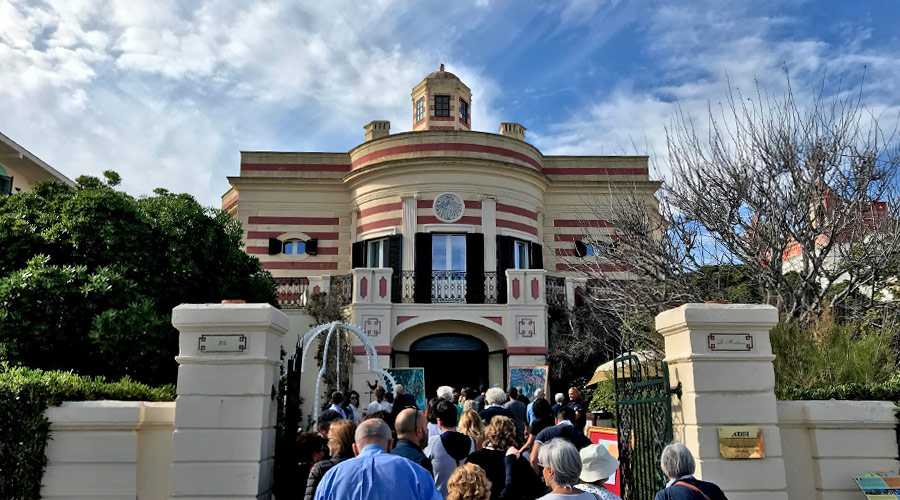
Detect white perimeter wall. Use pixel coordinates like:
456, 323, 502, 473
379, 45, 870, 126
778, 400, 899, 500
41, 401, 175, 500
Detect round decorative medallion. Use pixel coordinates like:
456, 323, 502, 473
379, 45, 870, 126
433, 192, 464, 223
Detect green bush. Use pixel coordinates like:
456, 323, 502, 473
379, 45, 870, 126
772, 314, 899, 401
0, 177, 277, 386
583, 379, 616, 413
0, 364, 174, 500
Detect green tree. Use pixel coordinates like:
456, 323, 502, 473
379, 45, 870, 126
0, 175, 277, 385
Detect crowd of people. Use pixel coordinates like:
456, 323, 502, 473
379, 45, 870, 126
294, 384, 726, 500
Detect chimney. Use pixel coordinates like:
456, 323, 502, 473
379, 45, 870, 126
364, 120, 391, 141
499, 122, 526, 141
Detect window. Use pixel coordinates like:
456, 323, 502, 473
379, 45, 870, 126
513, 240, 530, 269
0, 175, 12, 196
432, 234, 466, 271
415, 98, 424, 122
283, 240, 306, 255
434, 95, 450, 117
367, 238, 388, 267
459, 98, 468, 123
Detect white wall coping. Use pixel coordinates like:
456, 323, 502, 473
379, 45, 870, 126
46, 401, 175, 431
777, 400, 898, 429
656, 303, 779, 334
172, 303, 290, 332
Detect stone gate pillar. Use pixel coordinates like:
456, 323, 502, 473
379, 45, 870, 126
656, 304, 787, 500
170, 303, 289, 500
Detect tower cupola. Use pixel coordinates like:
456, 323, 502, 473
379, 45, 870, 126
411, 64, 472, 131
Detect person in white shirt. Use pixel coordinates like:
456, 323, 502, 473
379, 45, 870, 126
366, 386, 392, 416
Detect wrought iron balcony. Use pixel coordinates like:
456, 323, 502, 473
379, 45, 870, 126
431, 270, 467, 303
545, 275, 566, 308
400, 271, 500, 304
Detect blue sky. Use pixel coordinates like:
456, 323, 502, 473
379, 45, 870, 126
1, 0, 899, 206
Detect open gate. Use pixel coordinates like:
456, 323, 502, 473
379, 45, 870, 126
273, 321, 396, 500
613, 352, 681, 500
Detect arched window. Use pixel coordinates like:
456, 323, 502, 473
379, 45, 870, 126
283, 239, 306, 255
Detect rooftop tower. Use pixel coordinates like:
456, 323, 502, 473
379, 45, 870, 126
411, 64, 472, 132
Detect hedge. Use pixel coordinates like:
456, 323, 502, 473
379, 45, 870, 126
0, 364, 175, 500
775, 372, 900, 401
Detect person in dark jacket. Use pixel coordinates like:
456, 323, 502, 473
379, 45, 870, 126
296, 431, 328, 497
305, 419, 356, 500
392, 407, 434, 475
479, 388, 515, 425
654, 442, 728, 500
468, 415, 545, 500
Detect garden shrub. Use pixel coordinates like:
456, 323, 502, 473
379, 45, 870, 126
771, 312, 899, 401
0, 364, 174, 500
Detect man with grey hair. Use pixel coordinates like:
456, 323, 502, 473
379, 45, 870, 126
551, 392, 565, 417
314, 418, 441, 500
654, 442, 727, 500
437, 384, 463, 419
478, 387, 514, 425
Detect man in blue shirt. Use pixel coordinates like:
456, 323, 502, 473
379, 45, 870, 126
525, 388, 543, 424
315, 418, 441, 500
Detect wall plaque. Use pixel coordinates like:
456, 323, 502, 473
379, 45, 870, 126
433, 192, 464, 223
718, 426, 764, 459
198, 334, 247, 353
708, 333, 753, 351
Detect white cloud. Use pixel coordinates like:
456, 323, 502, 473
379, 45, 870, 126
532, 1, 900, 184
0, 0, 507, 206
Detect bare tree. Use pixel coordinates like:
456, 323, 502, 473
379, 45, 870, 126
559, 73, 900, 355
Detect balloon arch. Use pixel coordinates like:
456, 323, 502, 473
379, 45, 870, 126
296, 321, 396, 425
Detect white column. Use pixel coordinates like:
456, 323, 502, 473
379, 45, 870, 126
481, 196, 497, 273
401, 194, 418, 271
656, 304, 787, 500
170, 303, 289, 500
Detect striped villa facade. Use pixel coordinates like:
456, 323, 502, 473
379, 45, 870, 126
223, 66, 659, 401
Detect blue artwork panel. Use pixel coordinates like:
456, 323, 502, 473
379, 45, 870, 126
386, 368, 426, 409
508, 366, 548, 401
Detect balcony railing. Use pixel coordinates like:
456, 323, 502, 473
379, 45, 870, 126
275, 277, 309, 309
400, 271, 500, 304
546, 275, 566, 308
431, 270, 467, 303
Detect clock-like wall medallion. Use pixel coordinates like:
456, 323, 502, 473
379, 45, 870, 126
433, 192, 464, 223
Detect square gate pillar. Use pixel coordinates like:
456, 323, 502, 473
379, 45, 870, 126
656, 304, 787, 500
170, 303, 289, 500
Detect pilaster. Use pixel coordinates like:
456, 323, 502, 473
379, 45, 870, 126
656, 304, 787, 500
169, 303, 289, 500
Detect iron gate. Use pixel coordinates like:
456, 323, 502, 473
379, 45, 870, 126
613, 352, 681, 500
273, 345, 303, 500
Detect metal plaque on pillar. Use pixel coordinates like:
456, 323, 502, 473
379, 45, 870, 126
198, 334, 247, 353
717, 426, 764, 459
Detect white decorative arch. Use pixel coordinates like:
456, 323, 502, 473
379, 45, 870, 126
296, 321, 396, 425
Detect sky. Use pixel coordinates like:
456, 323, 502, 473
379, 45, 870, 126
1, 0, 899, 207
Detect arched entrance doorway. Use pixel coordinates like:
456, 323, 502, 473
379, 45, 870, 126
409, 334, 489, 398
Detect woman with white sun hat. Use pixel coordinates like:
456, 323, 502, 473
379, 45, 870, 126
575, 443, 621, 500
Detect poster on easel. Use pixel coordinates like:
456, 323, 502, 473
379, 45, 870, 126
385, 368, 426, 409
854, 472, 900, 498
508, 366, 548, 399
587, 426, 621, 498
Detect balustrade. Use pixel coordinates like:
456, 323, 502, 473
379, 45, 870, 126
275, 277, 309, 309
